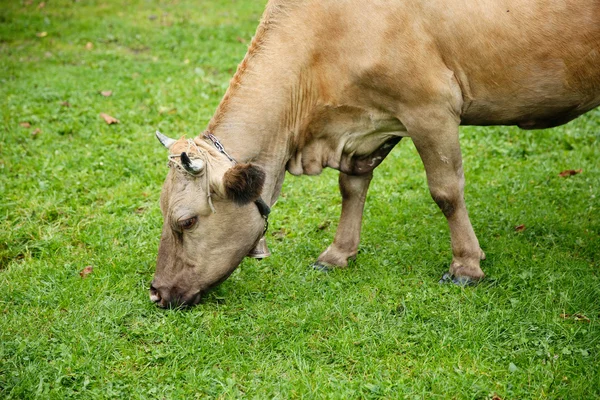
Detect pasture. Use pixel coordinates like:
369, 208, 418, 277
1, 0, 599, 398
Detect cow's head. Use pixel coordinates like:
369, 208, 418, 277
150, 132, 267, 308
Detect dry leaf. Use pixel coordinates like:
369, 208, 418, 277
85, 42, 93, 50
37, 2, 45, 9
235, 36, 246, 44
559, 169, 582, 177
100, 113, 119, 124
79, 266, 93, 278
20, 122, 31, 128
31, 128, 41, 137
492, 395, 504, 400
36, 31, 47, 38
573, 313, 591, 323
560, 313, 591, 322
100, 90, 113, 97
317, 221, 331, 230
61, 101, 71, 107
514, 224, 526, 232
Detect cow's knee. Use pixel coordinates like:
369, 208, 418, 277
430, 190, 458, 218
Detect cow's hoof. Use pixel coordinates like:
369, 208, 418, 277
311, 262, 332, 272
438, 272, 479, 286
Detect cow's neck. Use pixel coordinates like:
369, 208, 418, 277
201, 4, 315, 206
202, 1, 405, 206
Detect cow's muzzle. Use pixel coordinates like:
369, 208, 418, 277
149, 284, 201, 309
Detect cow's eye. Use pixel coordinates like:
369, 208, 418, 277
178, 216, 198, 230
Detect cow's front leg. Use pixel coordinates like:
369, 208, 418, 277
313, 171, 373, 270
411, 119, 485, 284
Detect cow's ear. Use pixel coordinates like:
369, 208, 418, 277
222, 163, 266, 205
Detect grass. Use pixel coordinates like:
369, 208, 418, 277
1, 0, 599, 398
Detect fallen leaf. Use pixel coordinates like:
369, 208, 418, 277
36, 31, 47, 38
20, 122, 31, 128
514, 224, 526, 232
31, 128, 41, 137
100, 113, 119, 124
134, 207, 146, 214
79, 266, 93, 278
559, 169, 582, 177
235, 36, 246, 44
85, 42, 93, 50
573, 313, 591, 323
61, 101, 71, 107
560, 313, 590, 322
24, 0, 33, 5
100, 90, 112, 97
317, 221, 331, 230
492, 395, 504, 400
37, 2, 45, 9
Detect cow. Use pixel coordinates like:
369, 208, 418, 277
149, 0, 600, 308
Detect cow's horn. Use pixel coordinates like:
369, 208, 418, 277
155, 130, 177, 149
180, 152, 205, 174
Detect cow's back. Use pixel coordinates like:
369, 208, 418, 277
419, 0, 600, 127
284, 0, 600, 128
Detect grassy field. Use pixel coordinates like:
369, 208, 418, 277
1, 0, 599, 398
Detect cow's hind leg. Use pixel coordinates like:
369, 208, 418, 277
313, 171, 373, 271
410, 111, 485, 284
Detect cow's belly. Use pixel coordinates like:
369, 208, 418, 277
433, 3, 600, 129
460, 94, 600, 129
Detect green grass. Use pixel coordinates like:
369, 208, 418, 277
1, 0, 599, 398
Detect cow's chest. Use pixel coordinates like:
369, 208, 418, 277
286, 108, 406, 176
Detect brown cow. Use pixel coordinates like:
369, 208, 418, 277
150, 0, 600, 308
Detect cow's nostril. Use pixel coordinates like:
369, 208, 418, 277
149, 285, 161, 303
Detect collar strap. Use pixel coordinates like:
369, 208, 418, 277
255, 198, 270, 236
254, 197, 271, 218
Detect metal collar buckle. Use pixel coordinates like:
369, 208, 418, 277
204, 133, 236, 164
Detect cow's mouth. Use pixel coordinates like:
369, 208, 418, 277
149, 285, 202, 309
